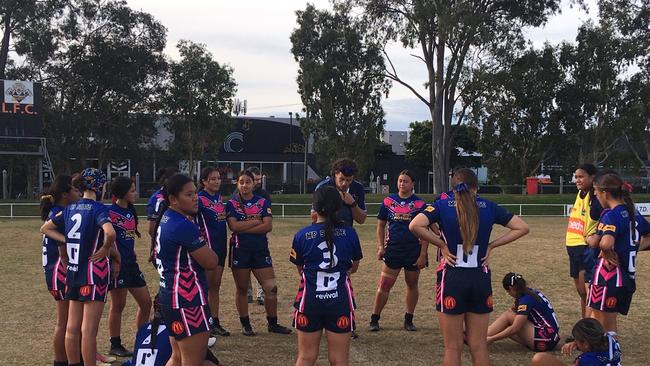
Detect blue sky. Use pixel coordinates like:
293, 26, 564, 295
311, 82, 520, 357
126, 0, 598, 131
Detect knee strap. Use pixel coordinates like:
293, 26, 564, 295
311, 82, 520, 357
378, 274, 397, 293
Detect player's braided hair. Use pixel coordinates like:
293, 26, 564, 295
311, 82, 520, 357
451, 168, 479, 255
313, 186, 343, 268
571, 318, 610, 353
594, 171, 636, 239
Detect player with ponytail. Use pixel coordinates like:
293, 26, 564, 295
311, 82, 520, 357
291, 185, 363, 366
487, 273, 560, 352
409, 168, 529, 365
585, 171, 650, 333
40, 174, 81, 366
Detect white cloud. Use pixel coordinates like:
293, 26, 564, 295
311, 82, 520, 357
126, 0, 599, 130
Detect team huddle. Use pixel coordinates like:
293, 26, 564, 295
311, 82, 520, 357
38, 159, 650, 366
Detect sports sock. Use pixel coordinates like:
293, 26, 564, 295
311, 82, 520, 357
267, 316, 278, 326
53, 361, 68, 366
371, 314, 380, 323
239, 316, 251, 327
404, 313, 414, 324
110, 336, 122, 347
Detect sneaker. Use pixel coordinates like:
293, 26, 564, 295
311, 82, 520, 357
268, 323, 292, 334
351, 330, 359, 339
96, 361, 111, 366
208, 336, 217, 347
242, 324, 256, 336
247, 288, 253, 303
109, 343, 133, 357
211, 324, 231, 337
404, 321, 417, 331
97, 352, 117, 363
369, 320, 380, 332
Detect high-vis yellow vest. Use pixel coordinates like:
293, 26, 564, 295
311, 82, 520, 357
565, 191, 598, 246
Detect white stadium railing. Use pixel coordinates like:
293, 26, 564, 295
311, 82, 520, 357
4, 202, 648, 219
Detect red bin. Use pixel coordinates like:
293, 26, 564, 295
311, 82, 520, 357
526, 177, 539, 195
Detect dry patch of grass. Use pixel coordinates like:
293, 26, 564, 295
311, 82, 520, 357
1, 217, 649, 365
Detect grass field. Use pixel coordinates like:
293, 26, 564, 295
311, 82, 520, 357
2, 217, 650, 365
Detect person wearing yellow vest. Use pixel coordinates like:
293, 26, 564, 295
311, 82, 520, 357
566, 164, 601, 320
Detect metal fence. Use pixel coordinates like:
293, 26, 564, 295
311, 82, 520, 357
0, 202, 573, 219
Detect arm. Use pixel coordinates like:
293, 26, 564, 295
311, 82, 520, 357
90, 222, 117, 261
376, 219, 387, 260
487, 216, 529, 249
414, 240, 428, 269
351, 205, 367, 225
487, 314, 529, 344
41, 220, 65, 243
585, 233, 601, 248
640, 235, 650, 251
189, 245, 219, 271
239, 216, 272, 234
409, 213, 447, 249
109, 244, 121, 279
349, 260, 360, 275
148, 220, 156, 238
598, 234, 619, 266
226, 217, 262, 233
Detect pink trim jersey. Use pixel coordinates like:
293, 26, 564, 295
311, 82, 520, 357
155, 209, 208, 309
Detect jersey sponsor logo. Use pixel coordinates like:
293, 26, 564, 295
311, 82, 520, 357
336, 316, 350, 329
425, 205, 435, 212
517, 304, 528, 312
486, 295, 494, 308
605, 297, 617, 309
80, 285, 91, 297
296, 313, 309, 328
171, 321, 185, 335
443, 296, 456, 310
598, 223, 617, 233
567, 217, 586, 235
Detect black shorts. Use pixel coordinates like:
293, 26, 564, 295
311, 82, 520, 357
44, 260, 66, 301
588, 284, 634, 315
532, 325, 560, 352
160, 304, 213, 340
293, 310, 355, 334
212, 244, 226, 267
383, 245, 423, 272
66, 284, 109, 302
436, 266, 493, 315
229, 241, 273, 269
110, 265, 147, 290
567, 245, 587, 278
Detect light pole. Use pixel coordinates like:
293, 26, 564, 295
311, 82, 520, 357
289, 112, 293, 186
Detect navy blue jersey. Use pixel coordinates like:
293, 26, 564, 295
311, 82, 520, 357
225, 195, 272, 249
315, 177, 366, 227
51, 198, 111, 287
574, 332, 621, 366
290, 223, 362, 312
595, 205, 649, 286
514, 288, 559, 333
421, 196, 513, 268
155, 209, 208, 309
129, 322, 171, 366
377, 194, 426, 248
197, 191, 227, 250
109, 204, 138, 268
146, 189, 164, 221
42, 205, 65, 268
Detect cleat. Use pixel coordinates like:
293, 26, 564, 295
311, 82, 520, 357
242, 324, 256, 336
211, 324, 231, 337
369, 320, 380, 332
268, 323, 292, 334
